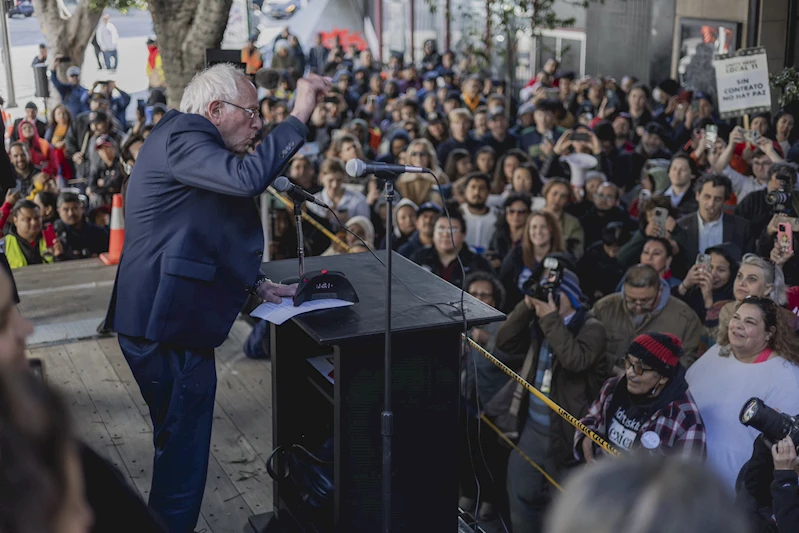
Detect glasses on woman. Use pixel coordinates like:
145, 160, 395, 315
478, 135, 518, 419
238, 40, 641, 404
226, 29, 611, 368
410, 152, 428, 158
621, 356, 656, 376
507, 208, 529, 215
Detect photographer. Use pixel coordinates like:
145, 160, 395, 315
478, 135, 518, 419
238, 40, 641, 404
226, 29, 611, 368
735, 163, 798, 249
490, 262, 607, 533
54, 192, 109, 260
737, 432, 799, 533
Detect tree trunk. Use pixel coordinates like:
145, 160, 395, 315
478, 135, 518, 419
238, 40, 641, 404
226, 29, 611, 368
148, 0, 233, 109
32, 0, 106, 79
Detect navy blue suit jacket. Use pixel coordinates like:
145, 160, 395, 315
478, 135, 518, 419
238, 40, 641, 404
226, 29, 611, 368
106, 110, 308, 348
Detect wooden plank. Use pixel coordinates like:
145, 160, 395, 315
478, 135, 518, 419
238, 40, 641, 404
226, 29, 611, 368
214, 356, 273, 463
215, 320, 272, 416
31, 343, 127, 472
211, 402, 273, 515
98, 335, 271, 530
96, 337, 151, 425
201, 452, 255, 533
63, 340, 155, 499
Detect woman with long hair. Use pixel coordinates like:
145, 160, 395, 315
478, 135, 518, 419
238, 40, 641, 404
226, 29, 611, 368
488, 193, 531, 269
395, 138, 447, 206
44, 104, 74, 182
498, 210, 564, 311
687, 296, 799, 491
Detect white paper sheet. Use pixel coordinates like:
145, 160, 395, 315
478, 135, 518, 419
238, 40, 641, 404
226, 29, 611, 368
250, 297, 354, 325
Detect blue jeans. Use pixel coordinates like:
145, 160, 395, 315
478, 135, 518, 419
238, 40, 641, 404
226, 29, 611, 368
103, 50, 118, 70
118, 334, 217, 533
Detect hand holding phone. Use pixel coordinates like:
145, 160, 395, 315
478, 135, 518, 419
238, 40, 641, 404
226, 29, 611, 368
43, 224, 57, 249
652, 207, 669, 237
778, 222, 793, 253
696, 253, 712, 270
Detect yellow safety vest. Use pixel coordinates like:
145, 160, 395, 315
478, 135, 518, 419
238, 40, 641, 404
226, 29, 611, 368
4, 234, 53, 269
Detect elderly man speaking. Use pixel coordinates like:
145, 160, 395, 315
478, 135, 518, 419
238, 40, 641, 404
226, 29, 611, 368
105, 64, 330, 532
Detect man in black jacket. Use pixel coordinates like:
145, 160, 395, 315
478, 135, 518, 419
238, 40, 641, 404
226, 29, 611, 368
411, 210, 492, 288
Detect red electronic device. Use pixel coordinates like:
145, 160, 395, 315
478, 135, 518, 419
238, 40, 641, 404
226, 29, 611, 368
42, 224, 57, 248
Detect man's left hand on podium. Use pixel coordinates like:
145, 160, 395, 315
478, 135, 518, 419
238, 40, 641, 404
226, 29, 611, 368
257, 280, 298, 304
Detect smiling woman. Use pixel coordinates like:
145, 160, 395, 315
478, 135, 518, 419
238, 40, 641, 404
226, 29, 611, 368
687, 296, 799, 491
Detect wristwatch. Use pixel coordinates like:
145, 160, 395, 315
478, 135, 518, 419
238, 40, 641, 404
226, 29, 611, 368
251, 274, 272, 296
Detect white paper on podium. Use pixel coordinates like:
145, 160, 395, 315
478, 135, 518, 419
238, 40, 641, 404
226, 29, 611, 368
250, 297, 354, 325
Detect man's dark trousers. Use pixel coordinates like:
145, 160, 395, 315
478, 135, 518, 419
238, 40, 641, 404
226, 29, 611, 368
118, 333, 217, 533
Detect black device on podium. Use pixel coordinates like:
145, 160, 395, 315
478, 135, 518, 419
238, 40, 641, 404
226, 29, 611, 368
248, 253, 504, 533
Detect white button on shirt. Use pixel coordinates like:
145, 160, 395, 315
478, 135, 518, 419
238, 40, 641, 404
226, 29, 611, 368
698, 212, 724, 253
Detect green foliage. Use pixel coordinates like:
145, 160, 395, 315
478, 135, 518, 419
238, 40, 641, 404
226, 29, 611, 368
88, 0, 146, 13
770, 67, 799, 108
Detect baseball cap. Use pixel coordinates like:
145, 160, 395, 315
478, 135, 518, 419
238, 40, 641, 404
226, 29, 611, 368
417, 202, 443, 215
66, 66, 81, 77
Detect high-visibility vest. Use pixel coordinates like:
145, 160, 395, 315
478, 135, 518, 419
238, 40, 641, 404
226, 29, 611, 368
4, 234, 53, 269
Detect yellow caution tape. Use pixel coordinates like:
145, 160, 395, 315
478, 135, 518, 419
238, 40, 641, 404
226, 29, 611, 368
465, 337, 620, 457
479, 413, 563, 492
266, 187, 349, 249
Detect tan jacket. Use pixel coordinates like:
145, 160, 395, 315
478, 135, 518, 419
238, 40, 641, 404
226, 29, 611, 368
592, 290, 702, 370
395, 173, 443, 206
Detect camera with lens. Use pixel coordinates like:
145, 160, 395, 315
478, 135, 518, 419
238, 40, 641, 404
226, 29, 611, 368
522, 256, 563, 302
740, 397, 799, 447
766, 189, 792, 215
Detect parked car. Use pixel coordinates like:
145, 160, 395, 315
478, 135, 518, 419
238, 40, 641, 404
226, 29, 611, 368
5, 0, 34, 17
266, 0, 301, 19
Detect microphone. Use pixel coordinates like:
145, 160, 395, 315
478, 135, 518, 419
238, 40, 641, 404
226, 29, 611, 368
273, 176, 328, 208
345, 158, 426, 178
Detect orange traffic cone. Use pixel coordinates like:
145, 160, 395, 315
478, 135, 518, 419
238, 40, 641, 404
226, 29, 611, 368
100, 194, 124, 265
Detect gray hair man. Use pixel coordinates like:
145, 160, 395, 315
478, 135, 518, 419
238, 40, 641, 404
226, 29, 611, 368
104, 64, 331, 532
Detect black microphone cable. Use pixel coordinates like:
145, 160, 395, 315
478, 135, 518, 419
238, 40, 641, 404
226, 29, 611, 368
324, 171, 510, 533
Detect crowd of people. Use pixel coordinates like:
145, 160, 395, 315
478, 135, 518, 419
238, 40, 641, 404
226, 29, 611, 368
2, 22, 799, 533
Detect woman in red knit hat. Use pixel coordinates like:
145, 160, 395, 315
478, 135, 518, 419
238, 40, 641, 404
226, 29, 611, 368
575, 332, 706, 461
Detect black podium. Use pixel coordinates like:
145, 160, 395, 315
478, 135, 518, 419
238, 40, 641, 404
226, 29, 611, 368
250, 252, 504, 533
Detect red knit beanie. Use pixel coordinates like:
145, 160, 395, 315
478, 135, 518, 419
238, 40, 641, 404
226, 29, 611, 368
627, 332, 682, 376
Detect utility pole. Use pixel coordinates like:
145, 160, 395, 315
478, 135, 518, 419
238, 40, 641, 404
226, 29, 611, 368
0, 0, 15, 108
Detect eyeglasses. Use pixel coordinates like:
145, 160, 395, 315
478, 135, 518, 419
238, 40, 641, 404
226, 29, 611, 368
221, 101, 259, 121
752, 160, 772, 168
410, 152, 428, 157
621, 357, 656, 376
435, 227, 461, 234
624, 293, 658, 310
507, 208, 529, 215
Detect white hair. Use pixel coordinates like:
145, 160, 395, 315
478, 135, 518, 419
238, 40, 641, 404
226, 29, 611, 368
180, 63, 250, 116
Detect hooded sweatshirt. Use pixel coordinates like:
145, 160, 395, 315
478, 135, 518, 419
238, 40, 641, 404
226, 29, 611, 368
17, 120, 58, 177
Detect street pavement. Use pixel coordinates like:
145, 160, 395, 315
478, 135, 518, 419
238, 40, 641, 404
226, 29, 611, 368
0, 0, 354, 119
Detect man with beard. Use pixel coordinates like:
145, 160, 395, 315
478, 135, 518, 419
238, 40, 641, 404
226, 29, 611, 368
7, 143, 40, 194
579, 182, 635, 246
398, 202, 442, 258
53, 192, 109, 260
459, 173, 497, 253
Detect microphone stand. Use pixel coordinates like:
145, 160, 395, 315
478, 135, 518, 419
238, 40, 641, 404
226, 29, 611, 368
294, 199, 305, 279
278, 198, 305, 285
381, 176, 395, 533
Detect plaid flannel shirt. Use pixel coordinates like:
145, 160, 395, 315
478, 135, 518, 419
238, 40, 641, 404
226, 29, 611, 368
574, 376, 707, 460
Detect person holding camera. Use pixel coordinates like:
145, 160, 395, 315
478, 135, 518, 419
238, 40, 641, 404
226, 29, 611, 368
736, 429, 799, 532
687, 296, 799, 491
735, 163, 798, 247
490, 263, 607, 533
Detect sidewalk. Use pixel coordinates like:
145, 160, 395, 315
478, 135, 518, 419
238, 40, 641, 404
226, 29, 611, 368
1, 36, 150, 120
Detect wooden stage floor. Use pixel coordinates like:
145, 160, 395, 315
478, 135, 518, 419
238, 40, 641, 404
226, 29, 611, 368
17, 260, 272, 533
